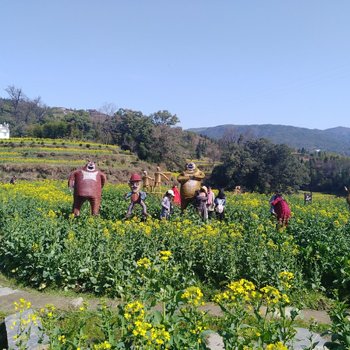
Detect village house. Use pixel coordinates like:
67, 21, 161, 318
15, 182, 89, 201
0, 123, 10, 139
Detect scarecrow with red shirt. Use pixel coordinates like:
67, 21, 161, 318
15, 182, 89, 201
68, 160, 107, 216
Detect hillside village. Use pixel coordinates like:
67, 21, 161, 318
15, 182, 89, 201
0, 123, 10, 139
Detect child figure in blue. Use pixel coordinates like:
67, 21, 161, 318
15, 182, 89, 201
160, 189, 175, 220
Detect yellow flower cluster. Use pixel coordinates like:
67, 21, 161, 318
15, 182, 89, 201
181, 286, 204, 307
124, 301, 145, 321
266, 341, 288, 350
132, 320, 152, 337
260, 286, 290, 305
39, 304, 56, 318
31, 243, 39, 252
239, 196, 262, 208
58, 335, 66, 344
14, 298, 31, 312
2, 180, 71, 205
190, 321, 207, 335
149, 325, 171, 346
0, 157, 83, 165
159, 250, 172, 262
214, 279, 257, 305
278, 271, 294, 290
0, 151, 20, 156
47, 209, 57, 218
123, 301, 171, 347
214, 279, 291, 307
93, 341, 112, 349
102, 227, 110, 238
137, 257, 152, 269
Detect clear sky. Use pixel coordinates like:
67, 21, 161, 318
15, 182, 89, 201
1, 0, 350, 130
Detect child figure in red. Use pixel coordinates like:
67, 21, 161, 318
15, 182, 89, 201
270, 193, 291, 227
171, 184, 181, 206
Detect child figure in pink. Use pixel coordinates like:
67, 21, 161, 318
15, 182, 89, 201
171, 184, 181, 206
270, 192, 291, 227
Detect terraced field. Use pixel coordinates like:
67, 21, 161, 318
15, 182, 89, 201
0, 138, 157, 183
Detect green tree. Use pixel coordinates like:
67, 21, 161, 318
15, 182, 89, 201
109, 108, 154, 159
149, 110, 179, 126
64, 111, 94, 139
211, 138, 309, 193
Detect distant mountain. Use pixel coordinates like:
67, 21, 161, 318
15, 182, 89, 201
188, 124, 350, 155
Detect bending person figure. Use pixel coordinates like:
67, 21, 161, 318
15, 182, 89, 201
270, 192, 291, 227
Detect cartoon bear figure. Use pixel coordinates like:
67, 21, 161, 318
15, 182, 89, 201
125, 173, 148, 219
177, 162, 205, 211
68, 161, 107, 216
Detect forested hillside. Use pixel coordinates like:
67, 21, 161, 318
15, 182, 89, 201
1, 85, 350, 195
0, 86, 220, 171
189, 124, 350, 156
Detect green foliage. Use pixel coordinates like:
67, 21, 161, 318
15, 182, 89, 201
211, 138, 310, 193
149, 110, 179, 126
324, 301, 350, 349
2, 181, 350, 348
1, 182, 350, 304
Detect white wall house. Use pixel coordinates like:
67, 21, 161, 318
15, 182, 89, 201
0, 123, 10, 139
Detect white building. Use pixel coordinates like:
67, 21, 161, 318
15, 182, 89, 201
0, 123, 10, 139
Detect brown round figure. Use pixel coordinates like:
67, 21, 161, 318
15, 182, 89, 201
68, 161, 107, 216
177, 162, 205, 211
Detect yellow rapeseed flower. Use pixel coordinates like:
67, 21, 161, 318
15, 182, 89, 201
137, 257, 152, 269
94, 341, 112, 349
181, 286, 204, 306
266, 341, 288, 350
159, 250, 172, 262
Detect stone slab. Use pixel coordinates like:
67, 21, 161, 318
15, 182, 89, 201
5, 309, 49, 350
0, 287, 19, 297
206, 332, 225, 350
291, 327, 329, 349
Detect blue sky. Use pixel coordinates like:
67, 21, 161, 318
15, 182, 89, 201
1, 0, 350, 130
